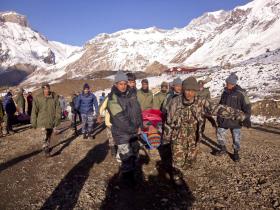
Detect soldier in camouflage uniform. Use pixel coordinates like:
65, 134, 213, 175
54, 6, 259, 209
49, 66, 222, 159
163, 77, 245, 182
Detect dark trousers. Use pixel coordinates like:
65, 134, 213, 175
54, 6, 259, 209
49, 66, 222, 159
5, 113, 14, 133
72, 111, 82, 133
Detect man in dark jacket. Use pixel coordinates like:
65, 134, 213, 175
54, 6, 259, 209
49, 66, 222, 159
215, 73, 251, 161
31, 83, 61, 157
107, 71, 142, 185
70, 93, 81, 135
3, 91, 17, 134
75, 83, 99, 139
27, 92, 33, 116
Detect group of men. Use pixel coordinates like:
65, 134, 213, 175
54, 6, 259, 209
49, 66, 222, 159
0, 89, 33, 136
102, 71, 251, 185
1, 71, 251, 186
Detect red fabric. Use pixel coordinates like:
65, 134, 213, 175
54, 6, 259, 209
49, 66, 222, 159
142, 109, 163, 127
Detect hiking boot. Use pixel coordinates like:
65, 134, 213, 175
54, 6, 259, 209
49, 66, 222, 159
213, 145, 227, 156
233, 150, 240, 162
83, 133, 88, 139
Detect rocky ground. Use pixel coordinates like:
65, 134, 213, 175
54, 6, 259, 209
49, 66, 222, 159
0, 121, 279, 210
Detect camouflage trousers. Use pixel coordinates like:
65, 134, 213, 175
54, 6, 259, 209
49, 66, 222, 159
41, 128, 53, 151
117, 140, 140, 173
106, 127, 115, 147
172, 135, 198, 170
81, 113, 95, 134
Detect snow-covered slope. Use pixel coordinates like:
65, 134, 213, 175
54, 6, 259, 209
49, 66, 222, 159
184, 0, 280, 67
0, 11, 81, 70
2, 0, 280, 87
63, 0, 280, 75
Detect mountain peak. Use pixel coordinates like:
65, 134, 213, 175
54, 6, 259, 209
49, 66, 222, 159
0, 11, 28, 27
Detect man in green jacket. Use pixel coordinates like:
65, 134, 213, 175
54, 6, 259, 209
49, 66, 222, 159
153, 81, 168, 110
0, 97, 4, 137
197, 80, 211, 99
31, 83, 61, 157
15, 88, 26, 114
137, 79, 153, 111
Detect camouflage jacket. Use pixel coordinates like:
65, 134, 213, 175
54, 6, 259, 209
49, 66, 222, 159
163, 95, 245, 144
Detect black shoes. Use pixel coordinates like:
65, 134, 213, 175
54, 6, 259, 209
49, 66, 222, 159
233, 150, 240, 162
83, 133, 88, 139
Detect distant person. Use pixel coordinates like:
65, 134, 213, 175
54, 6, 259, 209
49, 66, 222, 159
3, 91, 17, 135
69, 93, 81, 135
59, 95, 67, 119
161, 77, 182, 122
0, 97, 5, 137
75, 83, 99, 139
99, 92, 106, 105
31, 83, 61, 157
27, 92, 33, 116
153, 81, 168, 110
214, 73, 251, 162
126, 72, 137, 92
15, 88, 26, 114
137, 79, 153, 111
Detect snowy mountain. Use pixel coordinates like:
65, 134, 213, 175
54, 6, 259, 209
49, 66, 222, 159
62, 0, 280, 76
0, 11, 81, 85
2, 0, 280, 87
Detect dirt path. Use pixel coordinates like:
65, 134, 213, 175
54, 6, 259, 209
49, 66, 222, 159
0, 121, 279, 210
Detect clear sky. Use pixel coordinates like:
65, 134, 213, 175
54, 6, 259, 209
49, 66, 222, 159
0, 0, 249, 46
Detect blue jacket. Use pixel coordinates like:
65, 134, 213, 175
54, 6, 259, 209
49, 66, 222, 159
3, 93, 17, 115
75, 92, 98, 115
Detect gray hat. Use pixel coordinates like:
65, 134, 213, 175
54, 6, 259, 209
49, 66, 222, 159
182, 77, 199, 91
226, 73, 238, 85
173, 77, 182, 86
114, 71, 128, 83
